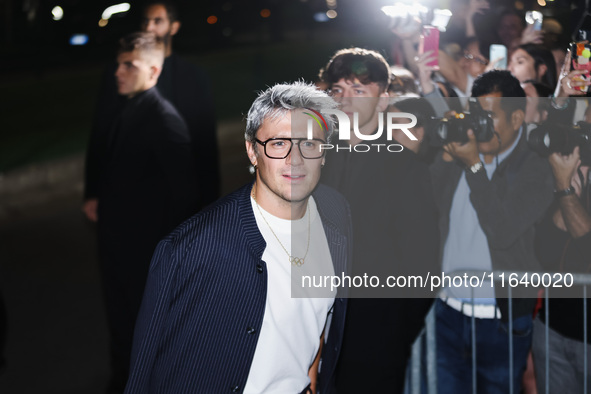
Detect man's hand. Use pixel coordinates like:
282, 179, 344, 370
549, 147, 581, 191
82, 198, 99, 222
466, 0, 489, 37
414, 50, 439, 95
442, 129, 481, 167
555, 51, 591, 101
390, 16, 422, 40
557, 70, 591, 98
467, 0, 489, 17
520, 24, 544, 45
549, 147, 591, 238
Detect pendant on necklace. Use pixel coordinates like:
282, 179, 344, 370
290, 256, 305, 267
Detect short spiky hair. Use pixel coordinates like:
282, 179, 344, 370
245, 81, 338, 144
319, 47, 391, 91
118, 31, 164, 55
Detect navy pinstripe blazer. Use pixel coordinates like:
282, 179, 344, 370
125, 182, 352, 394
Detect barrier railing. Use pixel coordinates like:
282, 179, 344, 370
404, 270, 591, 394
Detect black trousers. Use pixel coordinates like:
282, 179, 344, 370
334, 298, 433, 393
99, 252, 151, 392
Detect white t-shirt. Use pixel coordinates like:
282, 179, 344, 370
244, 197, 335, 394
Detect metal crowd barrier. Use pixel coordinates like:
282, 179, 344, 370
404, 270, 591, 394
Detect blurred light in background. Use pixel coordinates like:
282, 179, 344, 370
207, 15, 218, 24
537, 0, 546, 5
326, 0, 337, 9
52, 6, 64, 21
431, 8, 452, 30
98, 18, 109, 27
381, 3, 428, 19
326, 10, 338, 19
69, 34, 89, 46
101, 3, 130, 20
260, 9, 271, 18
314, 12, 330, 22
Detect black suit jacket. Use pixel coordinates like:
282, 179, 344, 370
430, 130, 554, 320
125, 183, 352, 394
320, 136, 439, 393
90, 87, 199, 271
86, 53, 219, 207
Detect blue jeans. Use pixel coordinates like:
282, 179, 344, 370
435, 299, 532, 394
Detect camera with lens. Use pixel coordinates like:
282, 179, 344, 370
429, 98, 496, 146
528, 121, 591, 165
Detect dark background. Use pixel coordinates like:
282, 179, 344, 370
1, 0, 577, 171
0, 0, 584, 392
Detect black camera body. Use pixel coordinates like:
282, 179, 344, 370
528, 121, 591, 165
430, 99, 496, 146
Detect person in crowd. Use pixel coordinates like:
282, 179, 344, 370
86, 1, 219, 217
389, 97, 438, 164
124, 82, 351, 394
496, 9, 544, 51
438, 37, 490, 98
533, 143, 591, 392
440, 0, 490, 47
542, 50, 587, 126
83, 32, 200, 393
318, 47, 439, 393
411, 46, 461, 115
509, 44, 557, 90
141, 1, 219, 203
395, 16, 490, 101
497, 9, 525, 49
430, 70, 554, 393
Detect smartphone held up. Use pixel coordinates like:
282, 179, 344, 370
420, 26, 439, 68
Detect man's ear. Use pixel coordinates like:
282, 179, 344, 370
171, 21, 181, 36
511, 109, 525, 130
537, 64, 548, 79
376, 91, 390, 112
413, 126, 425, 141
150, 65, 162, 82
245, 140, 257, 166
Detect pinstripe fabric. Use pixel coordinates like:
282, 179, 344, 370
124, 182, 351, 394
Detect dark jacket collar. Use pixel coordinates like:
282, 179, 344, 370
235, 181, 349, 272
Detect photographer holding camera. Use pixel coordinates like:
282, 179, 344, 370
430, 70, 554, 393
532, 143, 591, 392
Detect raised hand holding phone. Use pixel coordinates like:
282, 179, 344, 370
419, 26, 439, 68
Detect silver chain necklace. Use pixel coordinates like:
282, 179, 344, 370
252, 185, 310, 267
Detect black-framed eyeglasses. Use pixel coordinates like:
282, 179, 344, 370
255, 138, 327, 159
464, 53, 489, 66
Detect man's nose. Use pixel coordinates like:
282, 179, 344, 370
340, 94, 353, 106
144, 21, 156, 32
286, 142, 304, 165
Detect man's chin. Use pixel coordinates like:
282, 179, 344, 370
285, 186, 316, 204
